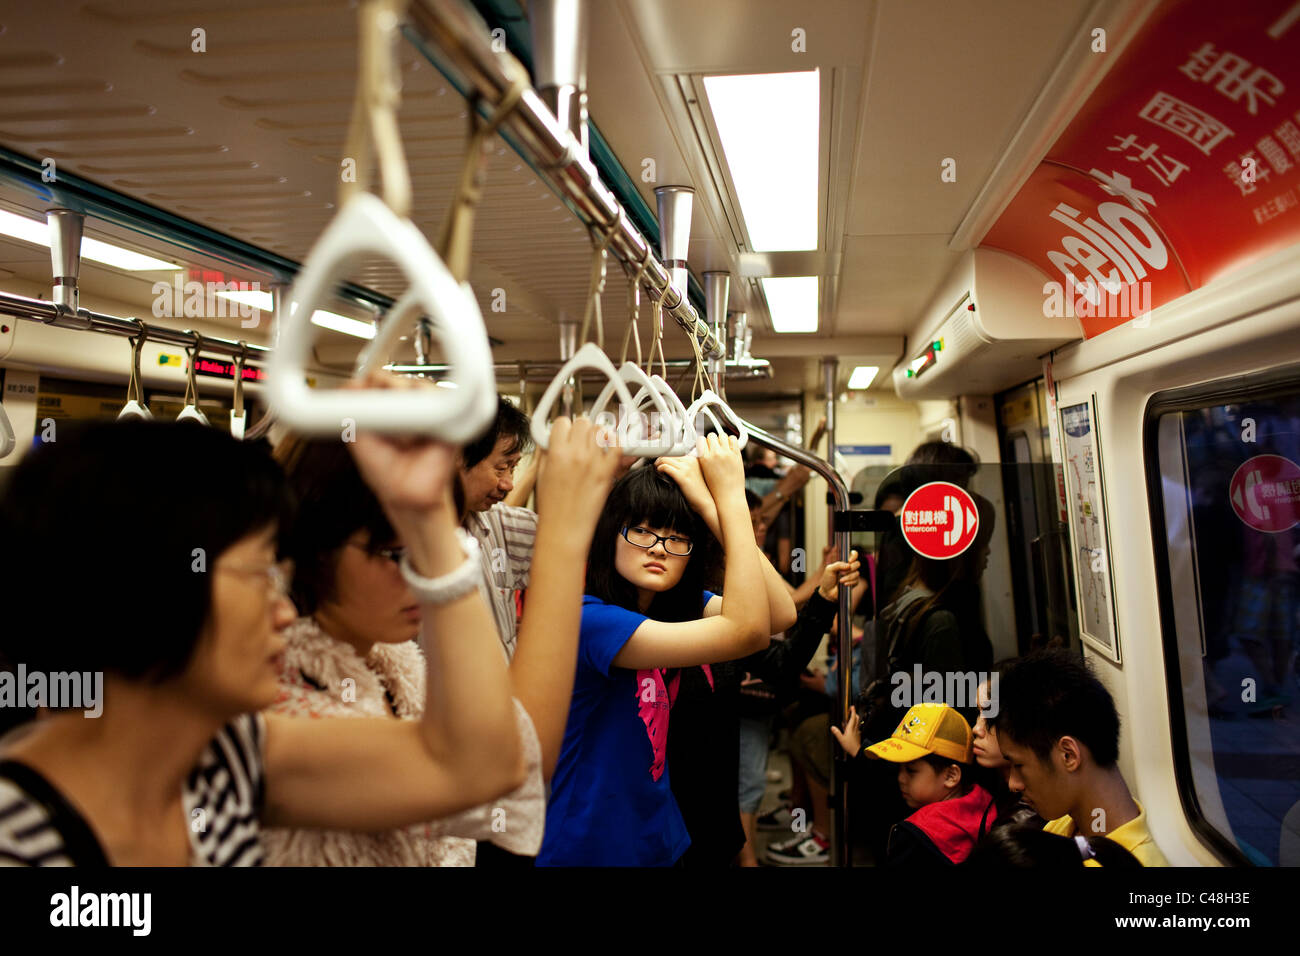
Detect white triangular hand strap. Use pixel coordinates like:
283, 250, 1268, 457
117, 400, 153, 422
267, 193, 496, 444
683, 389, 748, 450
588, 362, 684, 457
630, 374, 694, 456
176, 404, 210, 426
531, 343, 641, 451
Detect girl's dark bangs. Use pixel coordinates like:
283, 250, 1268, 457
621, 469, 697, 533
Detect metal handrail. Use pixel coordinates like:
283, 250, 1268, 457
0, 290, 270, 361
404, 0, 723, 360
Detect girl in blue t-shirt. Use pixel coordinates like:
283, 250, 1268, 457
537, 434, 798, 866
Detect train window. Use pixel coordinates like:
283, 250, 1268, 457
1147, 370, 1300, 866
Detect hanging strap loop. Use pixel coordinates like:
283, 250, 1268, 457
438, 60, 530, 284
127, 322, 149, 406
621, 245, 653, 368
578, 213, 623, 352
341, 0, 414, 217
650, 281, 671, 382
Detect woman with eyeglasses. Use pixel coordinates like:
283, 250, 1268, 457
262, 420, 618, 865
535, 433, 798, 866
0, 384, 615, 866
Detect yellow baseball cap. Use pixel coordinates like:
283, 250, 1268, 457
865, 703, 973, 764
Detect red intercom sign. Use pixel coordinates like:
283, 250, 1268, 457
900, 482, 980, 559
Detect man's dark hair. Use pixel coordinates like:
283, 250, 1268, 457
965, 824, 1141, 868
0, 419, 291, 683
992, 650, 1120, 767
745, 489, 762, 510
275, 435, 396, 616
462, 395, 532, 471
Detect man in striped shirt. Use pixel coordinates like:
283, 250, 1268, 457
457, 396, 538, 661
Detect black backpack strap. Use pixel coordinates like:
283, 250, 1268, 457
977, 794, 997, 842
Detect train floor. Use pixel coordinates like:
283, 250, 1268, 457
752, 737, 876, 867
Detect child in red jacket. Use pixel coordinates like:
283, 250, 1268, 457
834, 702, 994, 865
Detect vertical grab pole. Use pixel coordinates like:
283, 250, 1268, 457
736, 416, 851, 866
822, 356, 853, 867
703, 272, 730, 399
824, 358, 837, 542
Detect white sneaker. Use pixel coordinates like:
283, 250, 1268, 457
764, 832, 830, 866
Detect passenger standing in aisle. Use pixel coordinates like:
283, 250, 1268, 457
457, 395, 537, 661
261, 426, 616, 865
536, 435, 796, 866
0, 392, 618, 865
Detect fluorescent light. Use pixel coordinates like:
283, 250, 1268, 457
213, 289, 274, 311
79, 237, 179, 271
702, 70, 819, 252
761, 276, 818, 333
0, 209, 181, 271
847, 366, 879, 389
287, 299, 376, 339
310, 309, 376, 340
0, 210, 47, 245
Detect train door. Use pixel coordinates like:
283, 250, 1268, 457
996, 379, 1080, 656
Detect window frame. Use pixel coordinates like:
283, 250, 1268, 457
1143, 363, 1300, 867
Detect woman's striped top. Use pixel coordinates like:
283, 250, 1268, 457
0, 713, 266, 867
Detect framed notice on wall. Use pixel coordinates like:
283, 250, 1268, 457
1059, 395, 1121, 663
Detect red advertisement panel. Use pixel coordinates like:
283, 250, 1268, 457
982, 0, 1300, 337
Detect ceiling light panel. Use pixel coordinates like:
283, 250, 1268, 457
702, 70, 820, 253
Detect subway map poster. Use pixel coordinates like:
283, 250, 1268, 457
1061, 398, 1121, 663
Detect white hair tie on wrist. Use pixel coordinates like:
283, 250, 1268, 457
399, 528, 482, 606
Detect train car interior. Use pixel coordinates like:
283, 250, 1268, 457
0, 0, 1298, 878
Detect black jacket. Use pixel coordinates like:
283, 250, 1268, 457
736, 590, 840, 718
667, 591, 842, 866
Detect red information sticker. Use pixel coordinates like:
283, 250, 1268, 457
1229, 454, 1300, 533
899, 482, 980, 559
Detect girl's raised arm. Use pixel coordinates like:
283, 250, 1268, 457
507, 419, 620, 780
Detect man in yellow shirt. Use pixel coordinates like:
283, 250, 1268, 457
991, 651, 1170, 866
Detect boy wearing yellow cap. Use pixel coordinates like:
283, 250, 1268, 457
833, 702, 995, 865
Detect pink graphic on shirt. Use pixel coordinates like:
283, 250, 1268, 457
635, 665, 713, 781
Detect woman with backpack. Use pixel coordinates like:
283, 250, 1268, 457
851, 490, 996, 862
